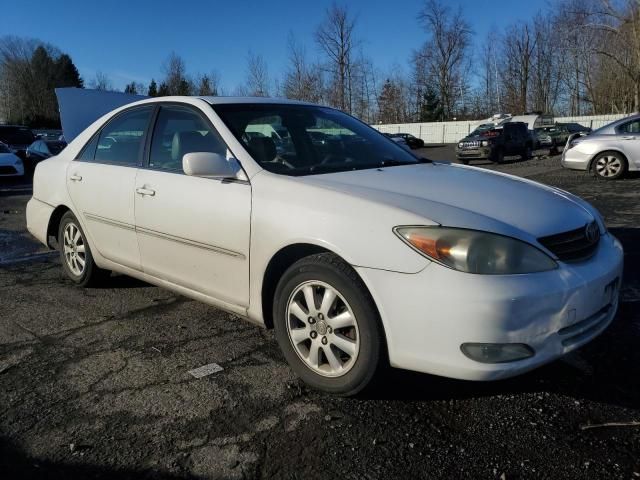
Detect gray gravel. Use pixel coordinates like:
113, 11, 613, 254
0, 151, 638, 479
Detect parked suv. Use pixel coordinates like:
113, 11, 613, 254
456, 122, 532, 164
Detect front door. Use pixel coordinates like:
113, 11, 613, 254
134, 104, 251, 307
66, 106, 153, 270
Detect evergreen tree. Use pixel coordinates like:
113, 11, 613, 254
55, 54, 83, 88
157, 82, 170, 96
147, 79, 158, 97
419, 85, 444, 122
124, 82, 137, 94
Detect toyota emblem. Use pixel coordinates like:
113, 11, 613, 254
585, 222, 599, 243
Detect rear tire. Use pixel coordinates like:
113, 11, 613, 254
58, 211, 110, 287
273, 253, 382, 396
592, 151, 627, 180
521, 145, 532, 160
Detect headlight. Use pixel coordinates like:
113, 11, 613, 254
394, 226, 557, 274
481, 140, 489, 147
458, 142, 463, 148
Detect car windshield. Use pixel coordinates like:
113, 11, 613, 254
213, 104, 421, 176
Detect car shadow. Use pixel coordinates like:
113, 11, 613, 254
0, 436, 187, 480
362, 227, 640, 408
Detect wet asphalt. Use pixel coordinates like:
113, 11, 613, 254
0, 149, 639, 479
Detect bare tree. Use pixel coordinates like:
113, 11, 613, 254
588, 0, 640, 111
245, 51, 270, 97
162, 52, 193, 95
501, 22, 536, 113
194, 72, 220, 96
283, 34, 323, 102
90, 71, 113, 91
416, 0, 472, 119
315, 3, 357, 112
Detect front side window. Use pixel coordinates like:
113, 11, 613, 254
93, 106, 153, 166
213, 104, 419, 176
149, 105, 228, 172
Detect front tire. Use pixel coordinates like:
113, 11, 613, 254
592, 151, 627, 180
492, 148, 504, 164
58, 212, 109, 287
273, 253, 382, 396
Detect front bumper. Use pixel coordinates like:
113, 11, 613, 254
562, 147, 592, 171
456, 147, 492, 160
356, 232, 623, 381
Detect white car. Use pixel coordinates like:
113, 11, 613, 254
0, 142, 25, 177
26, 96, 623, 395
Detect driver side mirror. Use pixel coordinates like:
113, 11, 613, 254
183, 152, 235, 179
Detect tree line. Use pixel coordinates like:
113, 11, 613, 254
1, 0, 639, 128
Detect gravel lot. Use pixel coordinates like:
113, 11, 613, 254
1, 149, 639, 479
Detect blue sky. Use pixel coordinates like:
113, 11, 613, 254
5, 0, 548, 92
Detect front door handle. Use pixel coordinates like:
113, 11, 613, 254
136, 187, 156, 197
69, 174, 82, 181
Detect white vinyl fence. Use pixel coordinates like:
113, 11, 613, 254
372, 114, 629, 144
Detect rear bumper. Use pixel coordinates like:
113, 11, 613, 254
356, 232, 623, 381
26, 197, 54, 247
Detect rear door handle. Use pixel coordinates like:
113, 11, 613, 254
69, 174, 82, 181
136, 187, 156, 197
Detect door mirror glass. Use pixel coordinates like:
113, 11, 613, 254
183, 152, 235, 178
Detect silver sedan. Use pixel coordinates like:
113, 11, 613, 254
562, 114, 640, 180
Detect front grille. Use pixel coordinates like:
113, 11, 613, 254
538, 222, 600, 262
0, 166, 17, 175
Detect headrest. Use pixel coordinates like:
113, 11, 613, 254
171, 131, 221, 161
247, 137, 277, 164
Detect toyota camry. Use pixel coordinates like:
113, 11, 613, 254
26, 96, 623, 395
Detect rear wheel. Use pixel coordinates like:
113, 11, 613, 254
273, 253, 382, 396
521, 145, 532, 160
592, 151, 627, 180
58, 212, 110, 287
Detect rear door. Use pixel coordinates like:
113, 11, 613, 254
617, 119, 640, 169
66, 106, 154, 270
134, 103, 251, 307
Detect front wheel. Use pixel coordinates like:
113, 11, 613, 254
273, 253, 382, 396
58, 211, 110, 287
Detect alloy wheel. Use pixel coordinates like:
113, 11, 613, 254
63, 222, 86, 276
596, 155, 622, 178
285, 280, 360, 377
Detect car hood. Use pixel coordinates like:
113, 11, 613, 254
300, 163, 594, 242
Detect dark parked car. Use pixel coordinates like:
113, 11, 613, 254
389, 133, 425, 149
456, 121, 533, 164
559, 122, 592, 135
0, 125, 36, 160
25, 139, 67, 166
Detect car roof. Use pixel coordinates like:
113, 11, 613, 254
197, 96, 317, 107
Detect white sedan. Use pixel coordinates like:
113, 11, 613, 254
26, 96, 623, 395
0, 142, 25, 177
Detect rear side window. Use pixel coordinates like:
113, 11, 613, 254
93, 106, 153, 166
618, 120, 640, 134
149, 105, 227, 172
